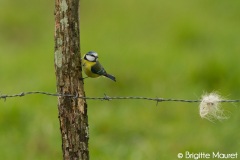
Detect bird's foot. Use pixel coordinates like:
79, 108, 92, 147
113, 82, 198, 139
79, 77, 89, 81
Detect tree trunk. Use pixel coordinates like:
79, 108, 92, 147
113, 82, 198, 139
54, 0, 89, 159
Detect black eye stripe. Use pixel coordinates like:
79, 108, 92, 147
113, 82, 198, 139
87, 54, 96, 58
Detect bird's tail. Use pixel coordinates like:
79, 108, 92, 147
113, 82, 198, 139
105, 73, 116, 82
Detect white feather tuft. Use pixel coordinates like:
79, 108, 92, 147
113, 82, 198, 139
199, 92, 228, 122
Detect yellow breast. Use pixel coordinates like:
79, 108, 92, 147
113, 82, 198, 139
82, 59, 100, 78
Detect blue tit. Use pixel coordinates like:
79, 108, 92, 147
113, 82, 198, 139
82, 51, 116, 82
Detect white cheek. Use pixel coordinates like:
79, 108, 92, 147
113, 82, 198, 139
86, 55, 95, 61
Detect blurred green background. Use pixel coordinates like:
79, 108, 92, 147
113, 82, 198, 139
1, 0, 240, 159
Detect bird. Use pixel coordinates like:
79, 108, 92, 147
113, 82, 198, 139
82, 51, 116, 82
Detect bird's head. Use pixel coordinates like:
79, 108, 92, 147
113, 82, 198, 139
84, 51, 98, 62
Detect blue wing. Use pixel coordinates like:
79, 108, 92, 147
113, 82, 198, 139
91, 61, 106, 76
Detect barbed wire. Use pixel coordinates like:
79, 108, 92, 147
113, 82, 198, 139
1, 91, 239, 121
0, 91, 240, 104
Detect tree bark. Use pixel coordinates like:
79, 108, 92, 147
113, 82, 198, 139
54, 0, 89, 159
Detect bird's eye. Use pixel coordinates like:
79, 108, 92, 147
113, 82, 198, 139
93, 53, 98, 57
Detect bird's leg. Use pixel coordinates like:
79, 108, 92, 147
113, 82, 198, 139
79, 77, 89, 81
